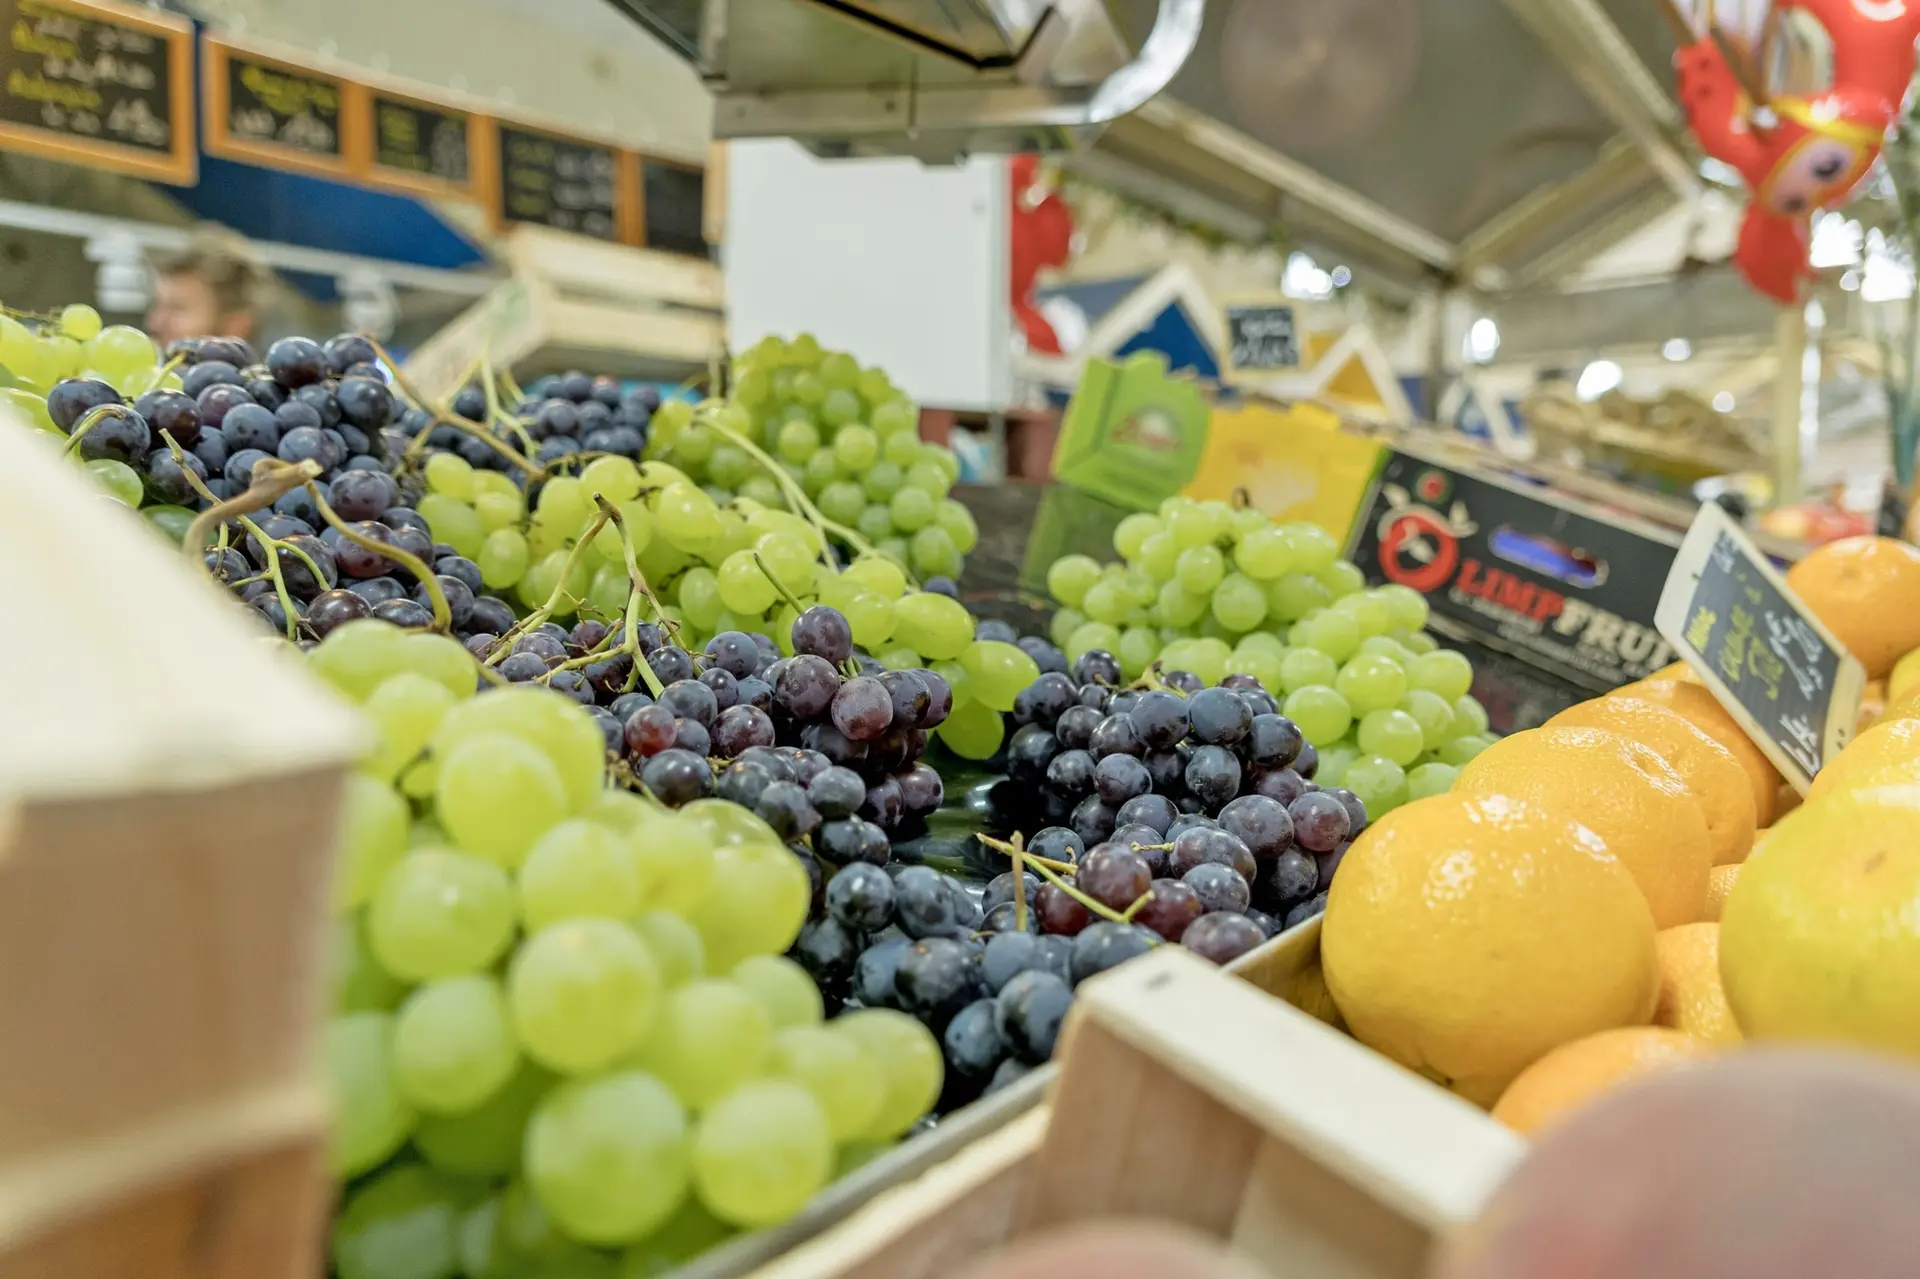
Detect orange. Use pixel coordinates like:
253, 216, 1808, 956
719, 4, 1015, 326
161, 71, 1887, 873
1549, 698, 1756, 866
1653, 923, 1741, 1045
1490, 1026, 1716, 1136
1891, 648, 1920, 703
1322, 791, 1658, 1108
1784, 536, 1920, 678
1701, 863, 1741, 921
1806, 717, 1920, 802
1646, 660, 1701, 683
1456, 727, 1713, 927
1612, 678, 1780, 825
1720, 787, 1920, 1058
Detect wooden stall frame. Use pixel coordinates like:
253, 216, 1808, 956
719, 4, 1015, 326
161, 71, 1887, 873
201, 33, 362, 180
345, 79, 491, 204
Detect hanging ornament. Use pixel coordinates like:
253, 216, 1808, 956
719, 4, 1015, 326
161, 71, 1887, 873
1668, 0, 1920, 303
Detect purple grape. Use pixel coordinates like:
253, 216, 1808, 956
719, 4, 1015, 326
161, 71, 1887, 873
1271, 849, 1319, 901
1324, 786, 1369, 838
917, 670, 954, 729
624, 704, 678, 756
1252, 767, 1308, 806
861, 776, 904, 830
1053, 705, 1101, 751
1184, 744, 1243, 811
1168, 827, 1256, 880
1071, 650, 1123, 686
1217, 794, 1295, 860
1114, 792, 1178, 835
1093, 753, 1152, 807
671, 718, 711, 756
878, 669, 931, 729
305, 588, 372, 637
1134, 879, 1203, 942
660, 679, 719, 729
791, 605, 853, 664
713, 705, 776, 757
1181, 912, 1266, 964
1289, 793, 1352, 854
831, 676, 894, 741
1007, 724, 1061, 785
499, 652, 548, 682
1183, 863, 1251, 914
819, 817, 891, 867
641, 748, 713, 805
755, 781, 818, 840
1068, 922, 1156, 985
646, 645, 695, 686
1046, 748, 1096, 797
1077, 844, 1151, 913
705, 631, 761, 678
1088, 714, 1143, 758
895, 763, 943, 815
1185, 687, 1253, 746
776, 655, 839, 719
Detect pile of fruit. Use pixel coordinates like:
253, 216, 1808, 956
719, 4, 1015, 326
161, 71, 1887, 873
1318, 533, 1920, 1139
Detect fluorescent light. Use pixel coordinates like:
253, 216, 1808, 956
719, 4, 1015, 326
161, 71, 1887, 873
1464, 317, 1500, 364
1809, 213, 1863, 269
1662, 338, 1692, 362
1282, 251, 1334, 300
1713, 391, 1735, 412
1576, 359, 1623, 400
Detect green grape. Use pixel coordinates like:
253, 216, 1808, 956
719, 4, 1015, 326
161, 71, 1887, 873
478, 527, 531, 590
1174, 545, 1226, 594
891, 591, 973, 660
333, 914, 408, 1013
397, 632, 477, 702
1, 386, 58, 432
436, 732, 570, 868
833, 1009, 942, 1140
1117, 626, 1160, 678
1065, 620, 1122, 666
1316, 560, 1367, 598
933, 499, 978, 553
738, 475, 783, 508
861, 460, 905, 502
1297, 609, 1361, 662
1315, 744, 1356, 787
538, 476, 593, 532
1374, 583, 1430, 632
369, 849, 515, 982
412, 492, 481, 560
1166, 501, 1228, 550
1343, 755, 1409, 816
510, 919, 663, 1075
85, 457, 143, 505
705, 442, 752, 490
682, 837, 811, 972
792, 370, 826, 406
587, 565, 631, 620
1210, 573, 1268, 632
1046, 554, 1102, 607
732, 956, 822, 1030
1280, 647, 1340, 693
818, 479, 866, 524
1267, 572, 1334, 622
842, 592, 897, 648
843, 555, 907, 597
325, 1014, 417, 1176
855, 503, 894, 542
1356, 635, 1417, 665
85, 324, 158, 383
332, 1164, 467, 1279
691, 1081, 833, 1230
629, 809, 716, 915
1048, 606, 1086, 649
960, 640, 1040, 712
1225, 647, 1284, 693
1169, 636, 1231, 686
631, 979, 772, 1109
401, 756, 440, 802
580, 455, 643, 503
1281, 522, 1339, 572
1452, 695, 1491, 737
888, 485, 934, 532
526, 1072, 689, 1246
1401, 689, 1457, 746
1127, 532, 1175, 585
1409, 649, 1476, 701
518, 549, 587, 616
776, 418, 819, 464
672, 422, 717, 467
1406, 761, 1460, 801
1357, 708, 1425, 766
1438, 734, 1494, 766
655, 482, 724, 550
880, 429, 920, 467
336, 774, 410, 911
1110, 512, 1160, 562
1154, 580, 1208, 629
312, 617, 411, 700
1284, 685, 1354, 746
870, 396, 914, 435
426, 451, 477, 501
1080, 578, 1128, 626
393, 975, 521, 1114
755, 532, 816, 596
831, 424, 879, 471
143, 504, 192, 542
1332, 590, 1392, 638
903, 460, 949, 497
876, 644, 920, 669
520, 819, 642, 929
1334, 653, 1409, 714
471, 490, 521, 535
820, 387, 862, 428
675, 566, 723, 631
713, 549, 777, 616
1403, 631, 1440, 655
936, 697, 1004, 759
1232, 526, 1294, 580
626, 916, 701, 992
58, 302, 101, 340
416, 1061, 553, 1178
929, 659, 971, 708
767, 1025, 882, 1145
909, 526, 962, 578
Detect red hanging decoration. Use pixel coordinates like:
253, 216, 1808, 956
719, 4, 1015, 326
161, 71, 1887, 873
1008, 155, 1075, 356
1675, 0, 1920, 303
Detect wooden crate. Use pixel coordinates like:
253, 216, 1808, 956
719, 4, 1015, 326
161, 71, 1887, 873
0, 411, 361, 1272
746, 937, 1523, 1279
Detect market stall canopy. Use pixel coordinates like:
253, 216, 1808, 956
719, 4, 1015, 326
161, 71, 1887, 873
605, 0, 1701, 290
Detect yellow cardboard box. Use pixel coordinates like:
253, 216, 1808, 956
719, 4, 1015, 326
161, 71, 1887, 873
1183, 400, 1385, 546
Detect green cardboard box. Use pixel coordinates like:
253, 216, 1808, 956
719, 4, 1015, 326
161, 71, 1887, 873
1051, 351, 1211, 510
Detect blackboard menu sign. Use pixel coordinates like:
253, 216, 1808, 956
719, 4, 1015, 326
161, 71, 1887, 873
0, 0, 194, 183
364, 87, 474, 197
1226, 305, 1299, 372
641, 157, 707, 256
1656, 502, 1864, 792
203, 37, 351, 177
492, 122, 622, 241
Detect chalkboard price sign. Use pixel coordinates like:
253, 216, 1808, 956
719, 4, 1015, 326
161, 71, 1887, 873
1655, 502, 1865, 792
1226, 305, 1299, 372
366, 89, 472, 196
493, 123, 622, 241
204, 38, 351, 176
0, 0, 194, 183
641, 157, 707, 256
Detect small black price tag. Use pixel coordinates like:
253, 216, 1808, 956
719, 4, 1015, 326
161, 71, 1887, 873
492, 122, 622, 242
366, 89, 472, 196
204, 37, 353, 177
1655, 502, 1865, 793
1225, 305, 1299, 372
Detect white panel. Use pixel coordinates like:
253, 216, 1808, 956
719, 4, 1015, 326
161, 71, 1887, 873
725, 140, 1012, 411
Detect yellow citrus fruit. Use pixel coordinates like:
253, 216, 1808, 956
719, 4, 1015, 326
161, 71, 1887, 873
1549, 697, 1756, 867
1720, 788, 1920, 1058
1784, 536, 1920, 679
1612, 679, 1780, 826
1322, 791, 1659, 1108
1701, 864, 1741, 921
1881, 685, 1920, 726
1456, 727, 1713, 928
1896, 649, 1920, 704
1807, 717, 1920, 802
1646, 661, 1701, 684
1490, 1026, 1716, 1136
1652, 923, 1741, 1045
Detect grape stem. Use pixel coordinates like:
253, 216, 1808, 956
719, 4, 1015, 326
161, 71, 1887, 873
481, 507, 614, 666
592, 494, 669, 697
369, 338, 547, 479
165, 440, 318, 640
301, 479, 453, 633
479, 351, 540, 457
975, 832, 1140, 931
751, 551, 807, 616
58, 403, 123, 457
180, 454, 321, 560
